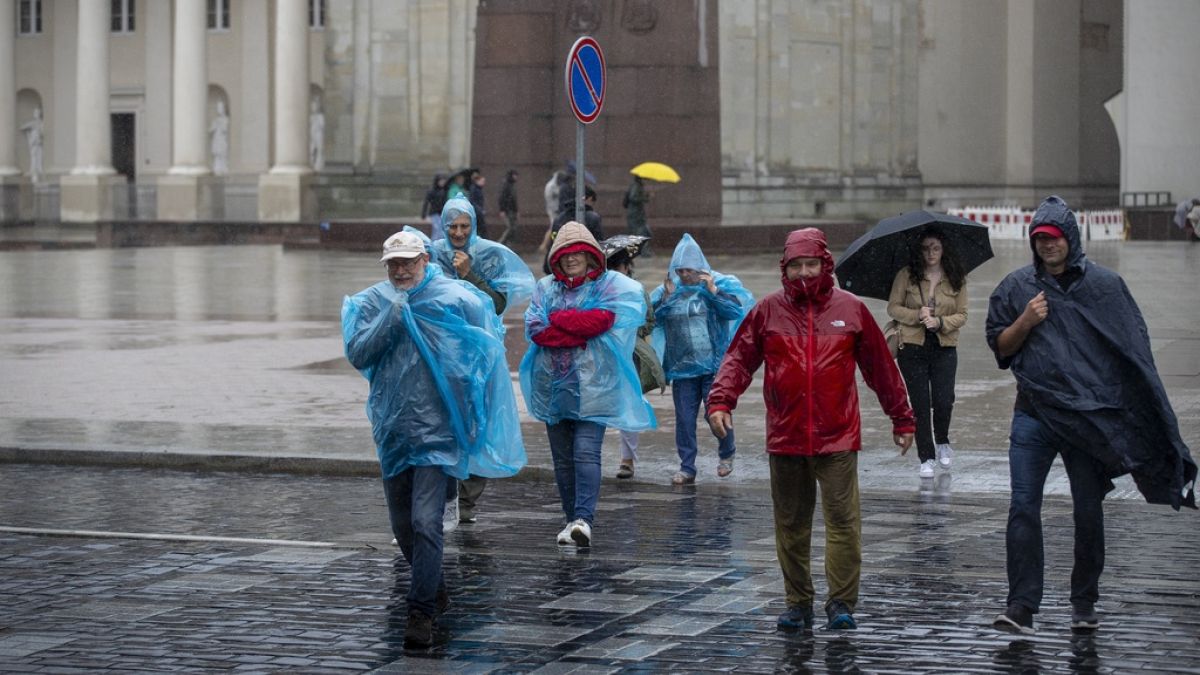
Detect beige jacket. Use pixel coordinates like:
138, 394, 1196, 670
886, 267, 967, 348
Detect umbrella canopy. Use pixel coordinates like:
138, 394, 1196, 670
599, 234, 650, 263
834, 210, 993, 301
630, 162, 681, 184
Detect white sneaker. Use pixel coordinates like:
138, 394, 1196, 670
556, 522, 574, 546
442, 498, 459, 534
918, 459, 936, 478
936, 443, 955, 469
569, 519, 592, 548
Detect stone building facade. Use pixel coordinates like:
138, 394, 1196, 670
2, 0, 1197, 225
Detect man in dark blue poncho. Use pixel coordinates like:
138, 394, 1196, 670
987, 196, 1196, 636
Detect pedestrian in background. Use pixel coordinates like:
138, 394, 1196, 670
707, 228, 915, 632
987, 196, 1196, 636
421, 173, 449, 241
468, 169, 488, 239
886, 227, 968, 478
342, 231, 525, 648
539, 170, 568, 255
602, 235, 665, 479
497, 169, 519, 246
430, 197, 535, 527
521, 222, 656, 548
447, 168, 469, 201
624, 175, 651, 253
651, 233, 753, 485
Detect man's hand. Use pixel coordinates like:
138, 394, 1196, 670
663, 275, 675, 296
698, 272, 717, 294
708, 410, 733, 439
894, 432, 914, 455
453, 251, 472, 278
1020, 291, 1048, 327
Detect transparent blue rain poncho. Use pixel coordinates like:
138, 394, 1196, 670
650, 233, 754, 381
520, 270, 657, 431
342, 264, 526, 481
430, 197, 535, 313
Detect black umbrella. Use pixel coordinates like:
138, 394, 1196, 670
835, 210, 993, 301
599, 234, 649, 262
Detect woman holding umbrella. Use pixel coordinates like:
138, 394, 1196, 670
886, 227, 969, 478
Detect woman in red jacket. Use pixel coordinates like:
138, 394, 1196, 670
706, 228, 915, 632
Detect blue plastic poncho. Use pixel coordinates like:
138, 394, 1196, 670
650, 234, 754, 381
430, 197, 535, 314
342, 264, 526, 481
520, 271, 656, 431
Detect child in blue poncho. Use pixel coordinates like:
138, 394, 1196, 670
651, 234, 754, 485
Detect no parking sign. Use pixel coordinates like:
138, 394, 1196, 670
565, 36, 606, 125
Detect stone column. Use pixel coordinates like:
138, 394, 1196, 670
0, 0, 18, 177
258, 0, 314, 221
60, 0, 120, 222
0, 0, 32, 221
159, 0, 214, 221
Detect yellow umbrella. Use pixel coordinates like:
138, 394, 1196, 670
630, 162, 681, 184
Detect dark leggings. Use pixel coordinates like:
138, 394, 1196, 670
897, 331, 957, 462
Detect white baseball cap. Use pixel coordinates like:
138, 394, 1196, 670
380, 231, 426, 262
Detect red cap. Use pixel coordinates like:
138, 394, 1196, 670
1030, 223, 1064, 239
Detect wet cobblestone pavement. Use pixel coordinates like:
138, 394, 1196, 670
2, 464, 1198, 673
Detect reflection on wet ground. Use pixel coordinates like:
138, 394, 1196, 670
1, 464, 1197, 672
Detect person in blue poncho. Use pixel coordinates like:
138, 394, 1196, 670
651, 234, 754, 485
521, 222, 656, 548
342, 230, 526, 648
429, 197, 535, 527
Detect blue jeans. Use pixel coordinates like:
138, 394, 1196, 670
673, 374, 735, 477
382, 466, 449, 617
1005, 410, 1107, 613
546, 420, 606, 524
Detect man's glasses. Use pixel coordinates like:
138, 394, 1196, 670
386, 257, 423, 270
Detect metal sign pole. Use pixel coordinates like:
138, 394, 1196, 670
575, 122, 585, 225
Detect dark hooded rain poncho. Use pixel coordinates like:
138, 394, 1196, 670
985, 196, 1196, 510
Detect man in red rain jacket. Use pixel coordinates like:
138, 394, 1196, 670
707, 228, 915, 632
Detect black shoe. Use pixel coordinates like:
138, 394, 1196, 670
825, 600, 857, 630
993, 603, 1036, 635
404, 610, 433, 648
1071, 603, 1099, 632
777, 604, 815, 632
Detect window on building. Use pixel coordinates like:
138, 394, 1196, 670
309, 0, 326, 29
18, 0, 43, 35
111, 0, 135, 33
207, 0, 230, 31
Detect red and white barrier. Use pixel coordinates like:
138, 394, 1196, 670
947, 206, 1126, 242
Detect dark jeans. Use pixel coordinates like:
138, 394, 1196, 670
672, 374, 735, 477
382, 466, 449, 617
546, 419, 606, 524
897, 332, 957, 461
1005, 411, 1107, 613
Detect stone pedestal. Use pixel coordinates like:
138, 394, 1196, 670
60, 174, 123, 223
158, 174, 218, 221
258, 173, 315, 222
0, 175, 33, 222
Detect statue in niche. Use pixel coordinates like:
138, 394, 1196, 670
567, 0, 601, 33
621, 0, 657, 34
309, 97, 325, 172
209, 100, 230, 176
19, 106, 43, 183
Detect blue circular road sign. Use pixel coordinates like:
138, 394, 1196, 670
565, 36, 606, 124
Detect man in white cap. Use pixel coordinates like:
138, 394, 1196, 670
342, 231, 526, 648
